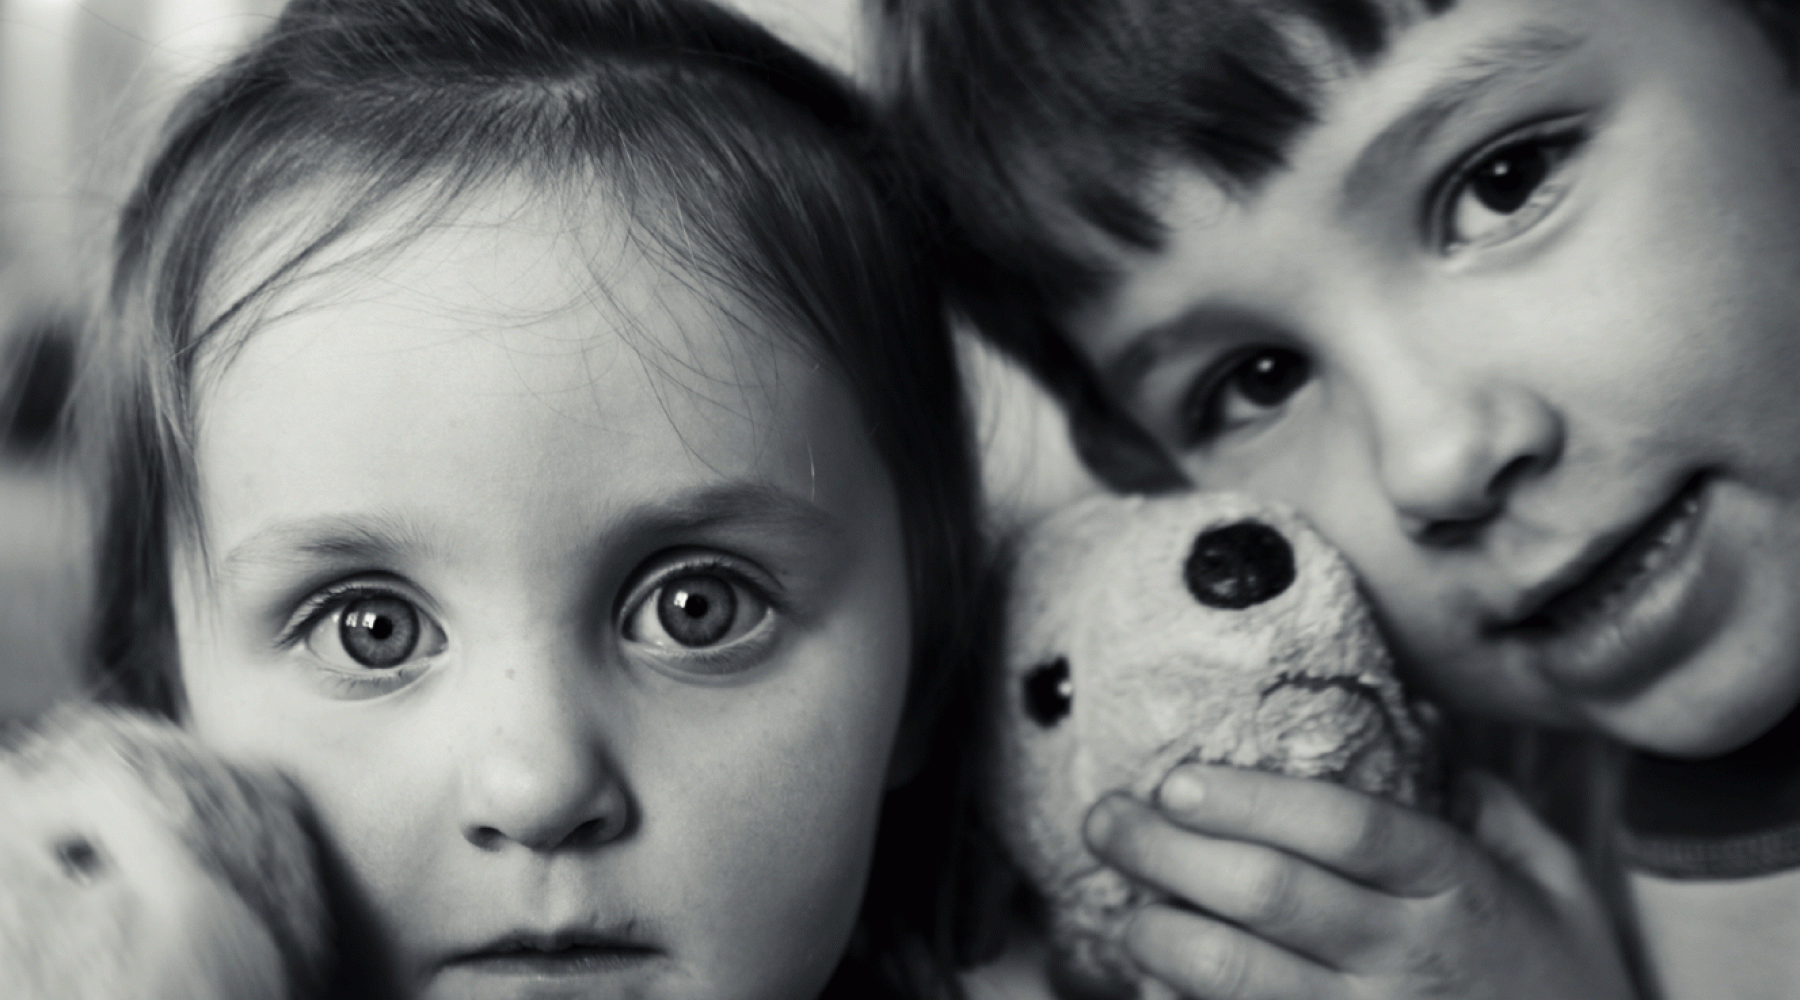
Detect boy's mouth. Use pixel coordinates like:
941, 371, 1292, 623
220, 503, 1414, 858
1500, 474, 1709, 640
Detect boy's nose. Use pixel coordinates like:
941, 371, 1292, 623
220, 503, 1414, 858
456, 659, 632, 853
1369, 374, 1564, 546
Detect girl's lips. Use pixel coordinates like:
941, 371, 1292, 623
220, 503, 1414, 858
1495, 475, 1722, 698
443, 928, 664, 977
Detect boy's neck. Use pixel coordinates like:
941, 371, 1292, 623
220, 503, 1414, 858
1623, 698, 1800, 843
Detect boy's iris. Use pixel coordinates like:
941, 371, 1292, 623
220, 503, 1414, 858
1234, 351, 1310, 407
659, 575, 738, 647
341, 597, 422, 668
1470, 143, 1553, 214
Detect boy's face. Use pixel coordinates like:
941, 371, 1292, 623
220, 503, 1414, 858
172, 183, 914, 999
1065, 0, 1800, 756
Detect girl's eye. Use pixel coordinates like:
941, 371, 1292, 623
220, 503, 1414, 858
336, 596, 422, 667
1179, 347, 1311, 447
625, 568, 772, 654
1440, 126, 1584, 253
298, 589, 447, 674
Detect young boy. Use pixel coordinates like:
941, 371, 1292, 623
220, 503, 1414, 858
876, 0, 1800, 996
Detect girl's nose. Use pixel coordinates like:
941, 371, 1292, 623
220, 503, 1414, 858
457, 662, 632, 853
1368, 370, 1564, 546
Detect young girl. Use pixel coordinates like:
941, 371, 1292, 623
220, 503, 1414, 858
82, 1, 982, 997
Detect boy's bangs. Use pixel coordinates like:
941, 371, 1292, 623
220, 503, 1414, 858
883, 0, 1450, 314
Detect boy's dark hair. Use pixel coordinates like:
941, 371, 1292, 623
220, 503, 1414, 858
85, 0, 982, 996
872, 0, 1800, 491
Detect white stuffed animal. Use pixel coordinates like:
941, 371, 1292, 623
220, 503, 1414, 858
0, 705, 334, 1000
984, 492, 1435, 1000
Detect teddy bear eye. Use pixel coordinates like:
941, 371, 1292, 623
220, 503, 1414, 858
54, 835, 107, 882
1023, 657, 1073, 727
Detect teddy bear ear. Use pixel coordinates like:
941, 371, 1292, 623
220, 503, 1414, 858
1021, 656, 1072, 728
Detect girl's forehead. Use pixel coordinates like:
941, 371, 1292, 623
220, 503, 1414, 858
188, 179, 864, 556
199, 178, 801, 397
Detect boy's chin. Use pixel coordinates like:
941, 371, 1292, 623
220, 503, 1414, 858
1585, 667, 1800, 761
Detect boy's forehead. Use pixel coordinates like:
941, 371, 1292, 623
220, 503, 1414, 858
1065, 0, 1756, 364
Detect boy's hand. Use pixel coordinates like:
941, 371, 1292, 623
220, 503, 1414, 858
1083, 765, 1635, 1000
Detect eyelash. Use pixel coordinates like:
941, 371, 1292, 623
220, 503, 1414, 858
619, 554, 781, 677
1431, 116, 1588, 254
277, 579, 439, 696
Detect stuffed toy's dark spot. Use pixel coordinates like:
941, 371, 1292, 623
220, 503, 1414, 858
54, 835, 106, 881
1024, 657, 1073, 727
1185, 521, 1295, 609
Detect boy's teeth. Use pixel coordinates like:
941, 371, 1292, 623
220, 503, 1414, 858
1537, 487, 1701, 631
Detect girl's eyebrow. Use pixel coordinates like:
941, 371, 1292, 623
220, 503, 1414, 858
1340, 22, 1588, 204
630, 481, 844, 540
221, 512, 443, 578
218, 483, 842, 578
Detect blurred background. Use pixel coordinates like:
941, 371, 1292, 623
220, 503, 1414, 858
0, 0, 289, 722
0, 0, 1093, 724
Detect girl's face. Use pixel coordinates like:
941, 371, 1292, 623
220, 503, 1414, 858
1065, 0, 1800, 757
173, 183, 915, 1000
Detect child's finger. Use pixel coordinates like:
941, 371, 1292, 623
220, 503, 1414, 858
1124, 903, 1350, 1000
1150, 763, 1468, 897
1086, 794, 1405, 965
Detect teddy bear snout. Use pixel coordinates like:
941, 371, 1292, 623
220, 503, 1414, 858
1184, 521, 1295, 609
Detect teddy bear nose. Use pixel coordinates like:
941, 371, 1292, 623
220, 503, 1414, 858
1185, 520, 1295, 609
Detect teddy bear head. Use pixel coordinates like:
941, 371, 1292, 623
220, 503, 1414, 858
983, 492, 1431, 999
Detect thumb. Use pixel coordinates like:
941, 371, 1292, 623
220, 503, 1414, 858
1462, 770, 1590, 902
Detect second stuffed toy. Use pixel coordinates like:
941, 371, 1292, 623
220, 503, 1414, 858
0, 704, 334, 1000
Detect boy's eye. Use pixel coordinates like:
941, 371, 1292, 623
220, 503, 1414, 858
1179, 347, 1311, 447
299, 588, 447, 673
1464, 143, 1548, 215
1439, 124, 1584, 253
625, 567, 772, 654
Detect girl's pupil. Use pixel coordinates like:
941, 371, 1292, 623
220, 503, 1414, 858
340, 597, 419, 668
1472, 144, 1548, 214
658, 575, 737, 647
1234, 350, 1309, 407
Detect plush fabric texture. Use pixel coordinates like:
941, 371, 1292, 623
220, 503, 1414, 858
986, 492, 1432, 999
0, 704, 332, 1000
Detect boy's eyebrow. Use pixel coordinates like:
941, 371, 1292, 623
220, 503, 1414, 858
1100, 305, 1270, 395
1342, 22, 1587, 203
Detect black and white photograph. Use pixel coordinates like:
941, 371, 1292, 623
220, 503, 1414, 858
3, 1, 1796, 998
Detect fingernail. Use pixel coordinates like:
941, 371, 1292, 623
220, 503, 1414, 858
1158, 769, 1205, 812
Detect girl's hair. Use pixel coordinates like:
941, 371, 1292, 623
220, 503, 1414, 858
84, 0, 982, 995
